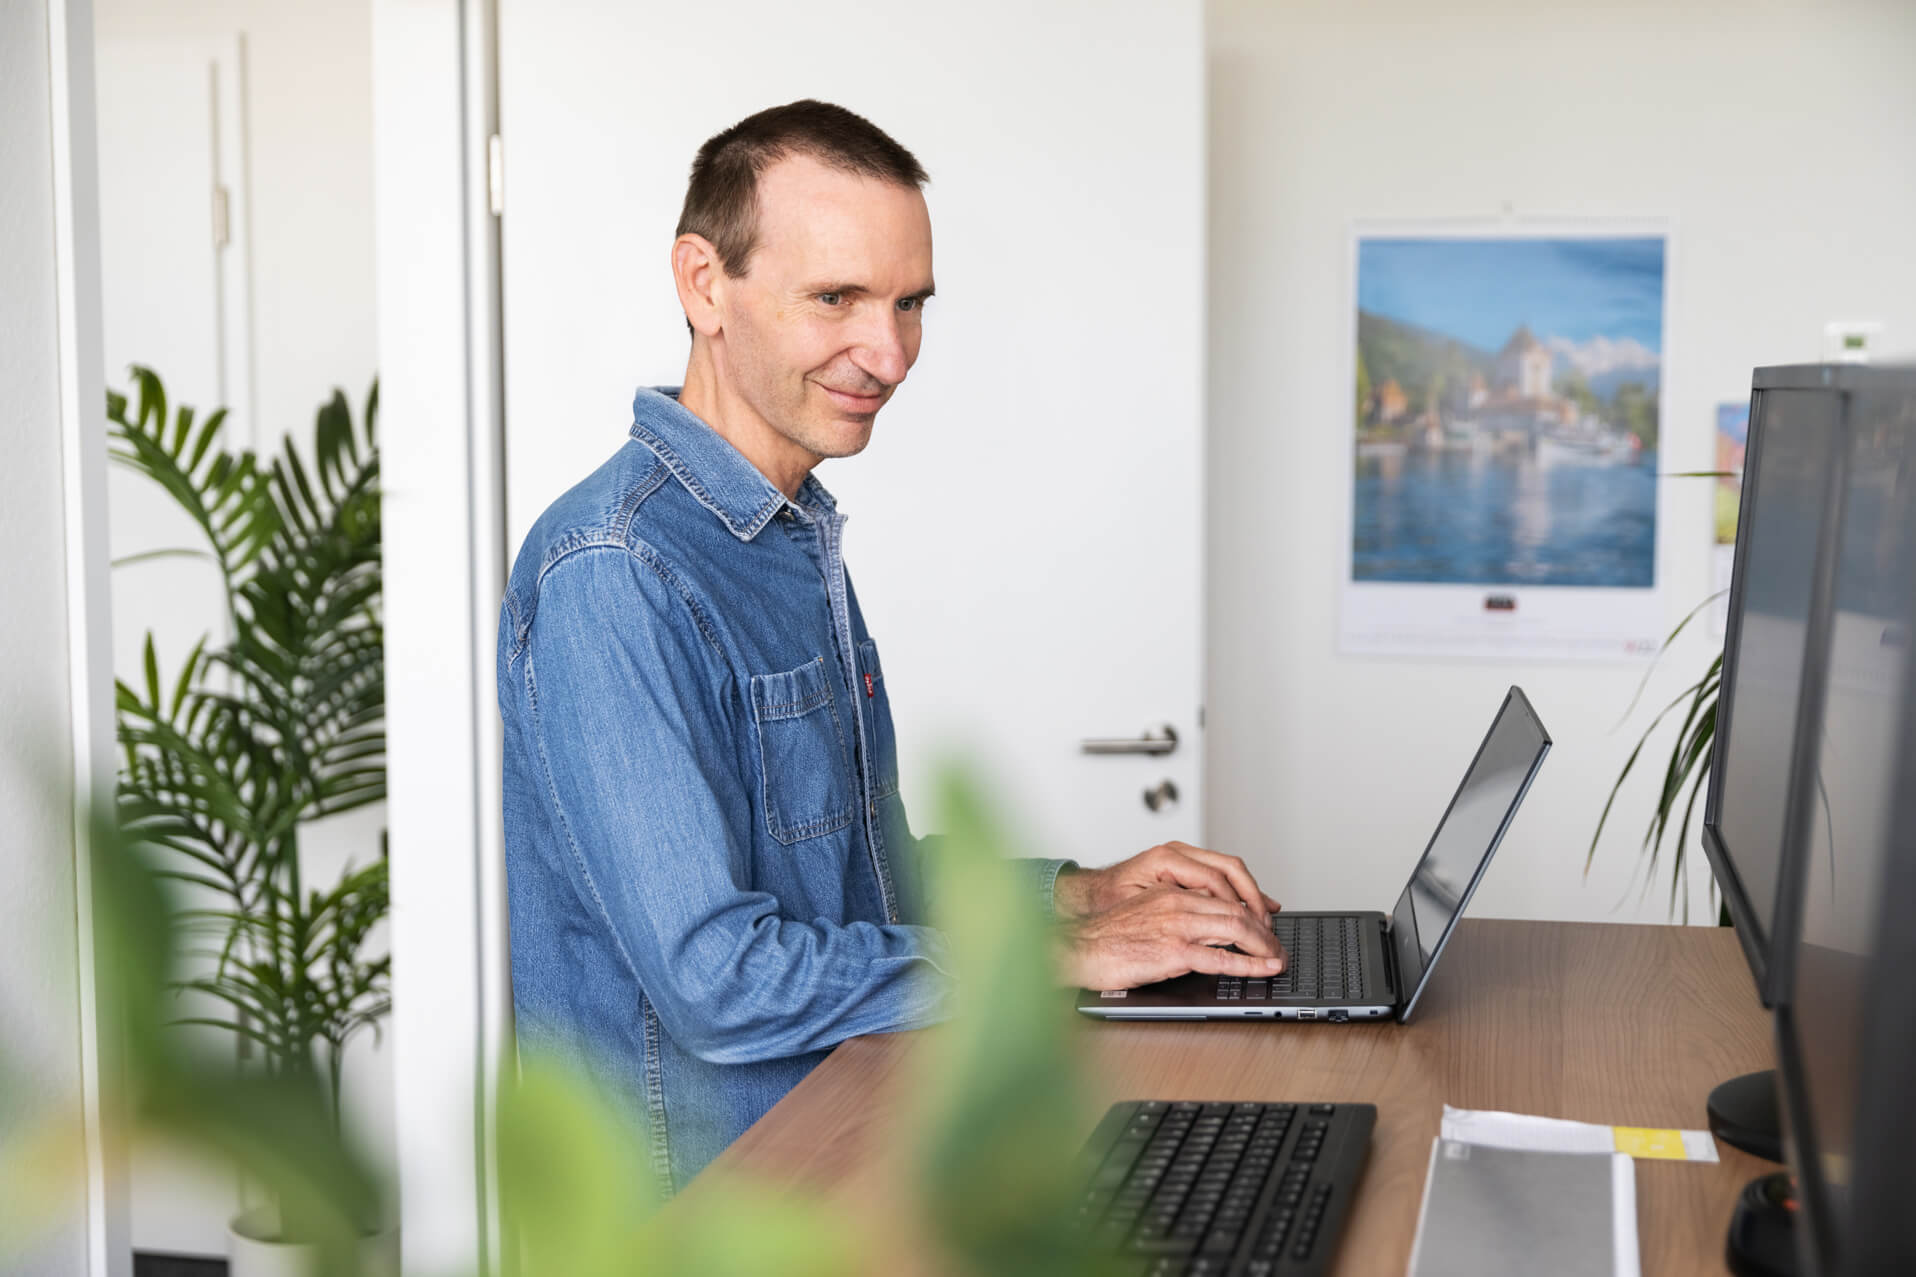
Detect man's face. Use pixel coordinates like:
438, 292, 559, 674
711, 154, 934, 464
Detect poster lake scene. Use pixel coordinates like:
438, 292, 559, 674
1352, 235, 1666, 588
1716, 400, 1750, 546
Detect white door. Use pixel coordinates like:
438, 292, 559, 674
496, 0, 1205, 868
97, 31, 254, 681
94, 29, 257, 1260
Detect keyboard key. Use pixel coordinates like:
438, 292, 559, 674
1201, 1225, 1242, 1254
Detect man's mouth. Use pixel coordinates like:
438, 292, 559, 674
816, 383, 886, 412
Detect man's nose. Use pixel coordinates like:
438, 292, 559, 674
850, 309, 911, 388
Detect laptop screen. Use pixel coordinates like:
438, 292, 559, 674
1388, 688, 1552, 1019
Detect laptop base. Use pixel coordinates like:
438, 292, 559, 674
1077, 911, 1397, 1022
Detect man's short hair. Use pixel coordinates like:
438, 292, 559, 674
676, 100, 929, 278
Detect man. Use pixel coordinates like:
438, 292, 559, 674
499, 100, 1286, 1193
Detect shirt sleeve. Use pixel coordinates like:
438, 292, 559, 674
1014, 855, 1078, 915
520, 547, 951, 1065
899, 832, 1077, 918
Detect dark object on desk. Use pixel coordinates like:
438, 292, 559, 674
1077, 686, 1549, 1025
1758, 364, 1916, 1277
133, 1253, 227, 1277
1693, 368, 1858, 1182
1708, 1069, 1783, 1164
1700, 372, 1849, 1012
1071, 1099, 1374, 1276
1726, 1171, 1800, 1277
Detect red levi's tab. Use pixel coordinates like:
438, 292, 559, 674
864, 673, 875, 698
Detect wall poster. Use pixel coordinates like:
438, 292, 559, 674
1340, 224, 1672, 660
1711, 400, 1750, 635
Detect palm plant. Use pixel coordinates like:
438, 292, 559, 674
109, 365, 388, 1128
1586, 596, 1723, 922
1587, 462, 1745, 925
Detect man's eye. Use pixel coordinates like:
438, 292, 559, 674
818, 292, 842, 306
897, 297, 921, 313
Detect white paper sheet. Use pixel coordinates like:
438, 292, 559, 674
1441, 1104, 1720, 1163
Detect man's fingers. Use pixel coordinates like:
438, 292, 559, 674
1167, 906, 1279, 958
1169, 843, 1271, 922
1147, 854, 1236, 904
1140, 887, 1250, 920
1263, 892, 1283, 914
1184, 943, 1286, 978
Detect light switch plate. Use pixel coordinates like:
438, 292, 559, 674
1823, 320, 1883, 364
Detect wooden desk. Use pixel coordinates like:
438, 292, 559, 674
701, 920, 1776, 1275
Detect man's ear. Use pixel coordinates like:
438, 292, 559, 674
672, 233, 726, 339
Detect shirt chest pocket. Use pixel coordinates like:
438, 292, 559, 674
749, 657, 857, 845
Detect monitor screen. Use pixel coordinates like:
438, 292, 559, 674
1389, 687, 1550, 1019
1703, 386, 1843, 998
1778, 378, 1916, 1275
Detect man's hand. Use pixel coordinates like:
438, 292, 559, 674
1056, 886, 1289, 991
1053, 841, 1282, 927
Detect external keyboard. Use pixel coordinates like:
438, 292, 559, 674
1072, 1099, 1376, 1276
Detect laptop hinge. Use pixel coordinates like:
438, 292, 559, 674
1380, 918, 1401, 999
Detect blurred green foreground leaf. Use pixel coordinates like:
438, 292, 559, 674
9, 765, 1107, 1275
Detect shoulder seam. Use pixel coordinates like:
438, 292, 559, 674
613, 456, 672, 540
529, 540, 728, 664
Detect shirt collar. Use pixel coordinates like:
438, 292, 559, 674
629, 386, 838, 540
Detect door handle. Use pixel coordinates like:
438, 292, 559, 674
1079, 724, 1178, 756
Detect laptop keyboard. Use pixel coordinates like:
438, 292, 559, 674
1217, 916, 1365, 1003
1072, 1099, 1375, 1276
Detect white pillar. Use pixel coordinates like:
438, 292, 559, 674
371, 0, 509, 1270
0, 1, 127, 1274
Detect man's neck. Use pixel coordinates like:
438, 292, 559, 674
678, 346, 816, 500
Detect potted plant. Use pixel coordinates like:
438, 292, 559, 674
109, 367, 395, 1274
1587, 589, 1726, 923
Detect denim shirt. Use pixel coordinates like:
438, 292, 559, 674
498, 387, 1070, 1193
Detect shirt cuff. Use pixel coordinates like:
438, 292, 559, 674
1012, 856, 1078, 916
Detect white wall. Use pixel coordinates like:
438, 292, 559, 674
1204, 0, 1916, 928
2, 3, 92, 1271
91, 0, 388, 1256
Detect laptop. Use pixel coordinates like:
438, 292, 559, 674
1077, 685, 1550, 1025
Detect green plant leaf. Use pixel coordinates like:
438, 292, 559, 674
908, 763, 1101, 1277
112, 547, 215, 569
1586, 671, 1715, 874
1612, 589, 1726, 729
107, 365, 387, 1082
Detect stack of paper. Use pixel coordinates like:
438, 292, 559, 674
1407, 1106, 1719, 1277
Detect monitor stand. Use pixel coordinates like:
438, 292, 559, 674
1726, 1171, 1800, 1277
1709, 1069, 1782, 1163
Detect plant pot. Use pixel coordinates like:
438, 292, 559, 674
227, 1206, 399, 1277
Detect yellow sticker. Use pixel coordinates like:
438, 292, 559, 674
1612, 1126, 1689, 1160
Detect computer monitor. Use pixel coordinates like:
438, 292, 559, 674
1702, 377, 1847, 1007
1772, 367, 1916, 1277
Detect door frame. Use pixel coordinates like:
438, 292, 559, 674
41, 0, 129, 1271
45, 0, 511, 1270
370, 0, 510, 1272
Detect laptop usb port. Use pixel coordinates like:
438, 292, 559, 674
1297, 1009, 1316, 1021
1328, 1009, 1349, 1023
